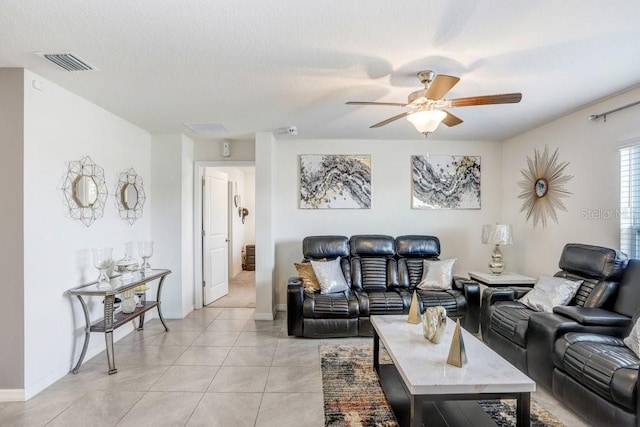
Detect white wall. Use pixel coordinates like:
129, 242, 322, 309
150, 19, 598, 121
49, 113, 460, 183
194, 139, 255, 162
151, 134, 195, 318
22, 70, 152, 399
272, 138, 503, 307
243, 167, 256, 245
0, 69, 25, 396
501, 87, 640, 277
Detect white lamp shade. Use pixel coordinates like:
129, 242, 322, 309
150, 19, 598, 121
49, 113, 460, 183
406, 110, 447, 134
482, 224, 513, 245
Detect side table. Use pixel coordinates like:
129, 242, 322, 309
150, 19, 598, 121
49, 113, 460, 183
469, 271, 536, 288
68, 269, 171, 375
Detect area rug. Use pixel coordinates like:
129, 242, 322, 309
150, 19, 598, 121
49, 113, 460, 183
319, 344, 565, 427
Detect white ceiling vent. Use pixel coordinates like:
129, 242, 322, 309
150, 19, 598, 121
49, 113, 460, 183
36, 52, 96, 71
183, 122, 228, 133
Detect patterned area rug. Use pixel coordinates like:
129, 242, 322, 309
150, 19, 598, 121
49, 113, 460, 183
319, 344, 565, 427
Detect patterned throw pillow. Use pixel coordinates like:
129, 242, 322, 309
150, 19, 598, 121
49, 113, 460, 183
294, 262, 320, 292
417, 259, 456, 290
311, 257, 349, 294
518, 275, 583, 313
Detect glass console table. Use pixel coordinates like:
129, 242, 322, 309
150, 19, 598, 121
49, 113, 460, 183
68, 269, 171, 375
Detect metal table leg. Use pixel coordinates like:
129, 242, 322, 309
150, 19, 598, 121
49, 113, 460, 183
156, 275, 170, 332
72, 295, 91, 374
104, 294, 117, 374
373, 329, 380, 374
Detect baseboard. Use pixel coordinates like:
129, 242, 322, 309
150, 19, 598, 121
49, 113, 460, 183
254, 312, 274, 321
0, 389, 25, 402
276, 304, 286, 312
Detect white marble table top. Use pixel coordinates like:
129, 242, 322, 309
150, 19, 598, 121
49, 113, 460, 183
371, 315, 536, 396
469, 271, 536, 285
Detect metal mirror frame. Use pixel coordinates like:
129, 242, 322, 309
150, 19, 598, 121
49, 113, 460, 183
115, 168, 146, 225
62, 156, 108, 227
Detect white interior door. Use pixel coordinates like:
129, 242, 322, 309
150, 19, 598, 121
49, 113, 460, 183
203, 169, 229, 305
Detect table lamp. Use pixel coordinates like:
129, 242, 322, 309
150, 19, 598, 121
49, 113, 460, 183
482, 224, 513, 275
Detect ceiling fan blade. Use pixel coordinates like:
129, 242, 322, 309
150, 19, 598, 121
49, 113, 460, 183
425, 75, 460, 100
370, 111, 412, 128
442, 110, 463, 127
449, 93, 522, 107
346, 101, 407, 107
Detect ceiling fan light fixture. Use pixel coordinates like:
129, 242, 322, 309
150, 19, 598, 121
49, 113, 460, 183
406, 110, 447, 136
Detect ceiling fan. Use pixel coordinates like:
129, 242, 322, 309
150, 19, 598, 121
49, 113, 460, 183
346, 70, 522, 137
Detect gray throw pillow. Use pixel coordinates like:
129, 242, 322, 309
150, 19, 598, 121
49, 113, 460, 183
623, 318, 640, 359
417, 258, 456, 290
518, 275, 583, 313
311, 257, 349, 294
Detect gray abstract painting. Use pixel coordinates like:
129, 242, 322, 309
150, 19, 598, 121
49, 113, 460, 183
300, 155, 371, 209
412, 155, 481, 209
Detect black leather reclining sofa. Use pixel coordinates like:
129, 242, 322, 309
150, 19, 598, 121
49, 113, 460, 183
287, 234, 480, 338
482, 243, 640, 426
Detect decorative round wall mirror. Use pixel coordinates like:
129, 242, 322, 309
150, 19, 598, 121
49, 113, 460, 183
62, 156, 108, 227
73, 175, 99, 207
115, 168, 146, 224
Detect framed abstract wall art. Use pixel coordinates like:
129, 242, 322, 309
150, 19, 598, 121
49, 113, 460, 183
412, 155, 481, 209
299, 154, 371, 209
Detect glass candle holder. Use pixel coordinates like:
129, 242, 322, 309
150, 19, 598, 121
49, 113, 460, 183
138, 240, 154, 273
92, 247, 113, 289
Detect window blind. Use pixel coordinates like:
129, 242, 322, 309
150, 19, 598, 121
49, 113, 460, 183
620, 145, 640, 258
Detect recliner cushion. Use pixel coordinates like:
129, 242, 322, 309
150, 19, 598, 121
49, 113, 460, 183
489, 301, 535, 347
302, 291, 358, 319
365, 291, 406, 315
416, 289, 466, 317
555, 334, 639, 411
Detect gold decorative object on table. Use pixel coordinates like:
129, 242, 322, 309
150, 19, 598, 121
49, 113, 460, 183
447, 319, 468, 367
422, 306, 446, 344
407, 290, 421, 324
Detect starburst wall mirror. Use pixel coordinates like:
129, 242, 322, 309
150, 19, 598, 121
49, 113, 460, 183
518, 146, 573, 228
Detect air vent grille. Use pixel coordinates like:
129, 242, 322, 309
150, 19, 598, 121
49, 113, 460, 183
40, 53, 95, 71
183, 122, 228, 133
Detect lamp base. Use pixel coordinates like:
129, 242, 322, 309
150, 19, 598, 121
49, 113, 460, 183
488, 244, 505, 275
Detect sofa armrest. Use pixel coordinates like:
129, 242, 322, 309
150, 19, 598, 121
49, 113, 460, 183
562, 332, 626, 347
454, 278, 480, 333
552, 306, 632, 328
287, 277, 304, 336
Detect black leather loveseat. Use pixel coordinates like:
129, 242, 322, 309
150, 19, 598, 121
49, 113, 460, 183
481, 243, 640, 426
287, 234, 480, 338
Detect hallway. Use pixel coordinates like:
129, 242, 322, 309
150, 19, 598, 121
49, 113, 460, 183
208, 271, 255, 308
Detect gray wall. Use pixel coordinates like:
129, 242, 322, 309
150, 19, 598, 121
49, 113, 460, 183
0, 68, 25, 389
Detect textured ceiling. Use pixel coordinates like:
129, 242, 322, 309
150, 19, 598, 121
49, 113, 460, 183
1, 1, 640, 141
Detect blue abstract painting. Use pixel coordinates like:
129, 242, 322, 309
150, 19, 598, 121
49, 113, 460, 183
412, 155, 481, 209
300, 155, 371, 209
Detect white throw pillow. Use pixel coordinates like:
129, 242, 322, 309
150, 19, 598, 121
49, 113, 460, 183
623, 318, 640, 359
417, 258, 456, 290
518, 275, 583, 313
311, 257, 349, 294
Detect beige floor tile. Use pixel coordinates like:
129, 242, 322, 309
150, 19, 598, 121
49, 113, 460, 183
0, 389, 85, 426
50, 363, 169, 392
187, 392, 262, 427
271, 342, 321, 366
116, 328, 166, 345
144, 330, 202, 346
234, 331, 280, 347
187, 307, 224, 320
89, 344, 188, 366
192, 331, 240, 346
117, 391, 203, 427
174, 346, 232, 366
208, 367, 269, 392
265, 366, 322, 393
206, 318, 249, 332
255, 392, 324, 427
46, 390, 144, 427
222, 346, 276, 367
242, 319, 283, 332
216, 307, 255, 320
150, 365, 219, 392
162, 317, 214, 331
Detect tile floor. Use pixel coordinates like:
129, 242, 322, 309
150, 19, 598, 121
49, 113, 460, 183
0, 307, 588, 426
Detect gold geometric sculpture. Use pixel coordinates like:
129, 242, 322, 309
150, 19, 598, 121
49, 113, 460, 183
446, 319, 468, 367
407, 290, 421, 324
518, 146, 573, 228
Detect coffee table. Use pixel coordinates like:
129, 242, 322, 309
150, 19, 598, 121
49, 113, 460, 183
371, 315, 535, 427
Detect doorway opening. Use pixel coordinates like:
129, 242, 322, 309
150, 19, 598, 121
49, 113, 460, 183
194, 162, 255, 310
